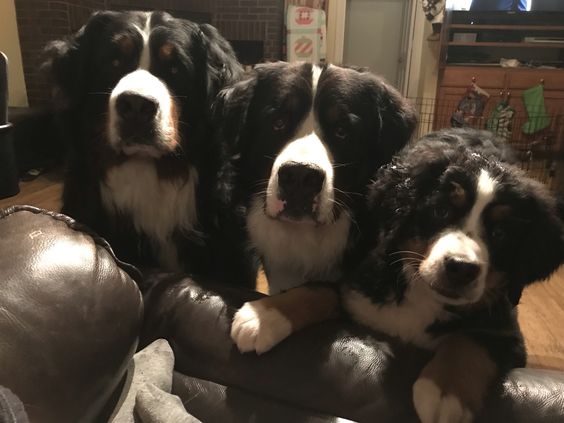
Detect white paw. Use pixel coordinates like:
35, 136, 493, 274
230, 301, 292, 354
413, 378, 473, 423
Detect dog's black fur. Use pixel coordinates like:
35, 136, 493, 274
44, 11, 254, 284
215, 61, 417, 294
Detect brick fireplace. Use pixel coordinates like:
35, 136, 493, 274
14, 0, 284, 106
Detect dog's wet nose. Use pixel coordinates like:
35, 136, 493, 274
278, 163, 325, 196
444, 257, 480, 287
116, 92, 158, 122
277, 163, 325, 218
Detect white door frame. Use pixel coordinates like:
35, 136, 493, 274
326, 0, 347, 64
326, 0, 418, 96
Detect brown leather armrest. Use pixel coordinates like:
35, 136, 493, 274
143, 275, 564, 423
0, 205, 143, 423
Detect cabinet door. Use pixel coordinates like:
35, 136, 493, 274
506, 69, 564, 92
441, 67, 507, 89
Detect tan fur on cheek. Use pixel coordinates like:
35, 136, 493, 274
419, 334, 498, 412
450, 182, 467, 208
255, 285, 340, 331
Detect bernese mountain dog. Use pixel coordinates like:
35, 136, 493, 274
218, 61, 417, 352
43, 11, 248, 281
232, 128, 564, 422
342, 128, 564, 422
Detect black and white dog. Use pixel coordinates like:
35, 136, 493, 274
342, 128, 564, 422
218, 61, 417, 352
44, 11, 247, 279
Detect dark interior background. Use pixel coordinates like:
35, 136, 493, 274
14, 0, 284, 107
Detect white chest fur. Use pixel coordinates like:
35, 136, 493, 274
100, 159, 199, 269
343, 282, 449, 349
247, 197, 351, 293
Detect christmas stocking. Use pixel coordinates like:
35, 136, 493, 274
451, 83, 489, 128
522, 84, 550, 135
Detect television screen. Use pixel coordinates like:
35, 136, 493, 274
448, 0, 564, 11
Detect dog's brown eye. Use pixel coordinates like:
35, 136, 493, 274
112, 59, 121, 67
273, 118, 286, 131
171, 66, 178, 74
335, 127, 347, 140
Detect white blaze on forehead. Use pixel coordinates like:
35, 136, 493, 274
135, 12, 153, 70
294, 64, 323, 140
264, 64, 335, 224
464, 169, 497, 236
312, 64, 323, 93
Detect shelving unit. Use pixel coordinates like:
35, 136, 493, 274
440, 10, 564, 67
432, 10, 564, 188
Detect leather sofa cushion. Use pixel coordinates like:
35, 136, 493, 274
0, 206, 143, 423
143, 275, 564, 423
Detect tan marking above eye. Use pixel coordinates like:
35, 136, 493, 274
449, 181, 467, 208
114, 34, 134, 56
489, 204, 512, 221
159, 43, 175, 61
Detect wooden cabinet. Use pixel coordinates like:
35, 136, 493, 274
435, 10, 564, 159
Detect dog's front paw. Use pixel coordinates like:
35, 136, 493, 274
413, 378, 473, 423
230, 301, 292, 354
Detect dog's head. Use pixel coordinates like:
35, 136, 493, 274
44, 10, 242, 159
370, 129, 564, 306
215, 61, 417, 225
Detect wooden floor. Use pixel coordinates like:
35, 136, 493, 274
2, 170, 563, 370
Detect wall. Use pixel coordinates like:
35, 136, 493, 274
14, 0, 284, 106
343, 0, 410, 87
404, 0, 439, 100
0, 0, 28, 107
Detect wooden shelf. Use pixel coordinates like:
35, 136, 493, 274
449, 41, 564, 48
450, 24, 564, 31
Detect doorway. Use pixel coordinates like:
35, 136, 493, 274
343, 0, 412, 88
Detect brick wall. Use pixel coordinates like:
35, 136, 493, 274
14, 0, 284, 106
213, 0, 283, 62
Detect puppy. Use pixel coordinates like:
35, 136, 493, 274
217, 61, 417, 353
44, 11, 250, 282
343, 128, 564, 423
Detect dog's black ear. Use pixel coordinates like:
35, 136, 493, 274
42, 27, 86, 109
508, 182, 564, 304
213, 74, 257, 152
213, 73, 257, 205
371, 77, 418, 160
42, 11, 116, 109
198, 23, 244, 101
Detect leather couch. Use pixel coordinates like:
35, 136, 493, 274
1, 206, 564, 422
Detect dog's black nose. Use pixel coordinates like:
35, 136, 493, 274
277, 163, 325, 217
278, 163, 325, 196
444, 257, 480, 287
116, 92, 158, 122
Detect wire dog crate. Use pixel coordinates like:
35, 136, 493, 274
408, 98, 564, 190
